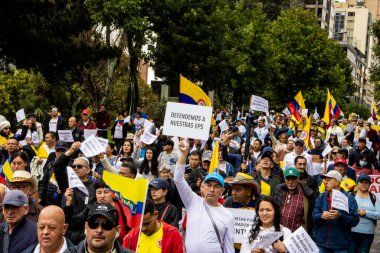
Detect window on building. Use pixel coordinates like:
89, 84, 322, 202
348, 12, 355, 17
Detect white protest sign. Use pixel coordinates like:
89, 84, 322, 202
301, 109, 308, 115
227, 208, 256, 244
80, 135, 104, 157
322, 145, 332, 157
67, 166, 89, 196
96, 137, 109, 153
251, 231, 282, 249
163, 102, 212, 141
331, 189, 349, 213
144, 120, 154, 133
369, 175, 380, 196
16, 109, 26, 122
250, 95, 269, 114
140, 131, 157, 145
84, 129, 98, 140
58, 130, 74, 143
345, 123, 355, 133
218, 120, 228, 133
282, 107, 291, 116
283, 226, 319, 253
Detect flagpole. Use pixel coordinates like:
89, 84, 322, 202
134, 179, 149, 253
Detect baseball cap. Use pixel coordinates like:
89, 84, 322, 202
87, 203, 119, 225
56, 140, 68, 151
82, 109, 90, 115
284, 167, 300, 178
126, 133, 135, 140
294, 139, 305, 146
257, 151, 274, 164
334, 158, 347, 166
2, 190, 28, 207
202, 150, 213, 162
321, 170, 342, 182
149, 178, 170, 190
204, 172, 224, 188
357, 174, 371, 184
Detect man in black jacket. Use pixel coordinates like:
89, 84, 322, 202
272, 167, 315, 234
64, 204, 133, 253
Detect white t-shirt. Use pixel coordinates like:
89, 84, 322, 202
33, 237, 68, 253
238, 125, 246, 135
114, 123, 123, 139
174, 165, 235, 253
283, 151, 313, 175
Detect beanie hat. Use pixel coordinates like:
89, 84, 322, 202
0, 115, 11, 131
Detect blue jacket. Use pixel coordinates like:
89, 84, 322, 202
312, 189, 359, 250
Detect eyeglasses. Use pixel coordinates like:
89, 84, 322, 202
10, 184, 31, 190
71, 164, 85, 170
88, 219, 115, 231
82, 114, 88, 116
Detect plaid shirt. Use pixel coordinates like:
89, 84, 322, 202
280, 185, 304, 232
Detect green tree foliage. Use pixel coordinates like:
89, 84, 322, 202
260, 8, 354, 111
370, 20, 380, 100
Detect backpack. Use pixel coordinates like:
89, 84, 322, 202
369, 192, 377, 225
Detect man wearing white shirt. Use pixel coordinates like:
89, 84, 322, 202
253, 118, 268, 143
23, 205, 73, 253
174, 139, 234, 253
326, 119, 344, 144
283, 139, 313, 174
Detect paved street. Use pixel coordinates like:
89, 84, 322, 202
370, 224, 380, 253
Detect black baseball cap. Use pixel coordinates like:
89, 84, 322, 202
87, 203, 119, 225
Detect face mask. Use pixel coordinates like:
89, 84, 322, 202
359, 161, 367, 167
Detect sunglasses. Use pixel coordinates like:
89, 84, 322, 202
88, 219, 115, 231
71, 164, 85, 170
82, 114, 88, 116
295, 143, 304, 147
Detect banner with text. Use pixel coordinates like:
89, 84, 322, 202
250, 95, 269, 114
284, 226, 319, 253
163, 102, 212, 140
227, 208, 256, 244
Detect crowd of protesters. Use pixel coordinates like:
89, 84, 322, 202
0, 105, 379, 253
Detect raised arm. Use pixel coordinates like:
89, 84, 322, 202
173, 138, 198, 208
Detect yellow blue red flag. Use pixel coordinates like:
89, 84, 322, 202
209, 141, 219, 174
103, 171, 148, 228
324, 89, 344, 128
372, 100, 379, 120
0, 160, 13, 185
287, 91, 306, 122
180, 75, 211, 106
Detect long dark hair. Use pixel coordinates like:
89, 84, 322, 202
248, 196, 283, 243
139, 147, 158, 176
118, 140, 134, 157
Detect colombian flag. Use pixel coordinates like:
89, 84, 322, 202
179, 75, 211, 106
323, 89, 344, 128
0, 161, 13, 185
287, 91, 306, 122
372, 100, 379, 119
103, 171, 148, 228
209, 141, 219, 174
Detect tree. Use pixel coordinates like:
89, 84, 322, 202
370, 20, 380, 100
260, 8, 354, 111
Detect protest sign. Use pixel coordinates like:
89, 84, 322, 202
227, 208, 256, 244
96, 137, 109, 152
80, 135, 104, 157
218, 119, 228, 133
368, 175, 380, 196
58, 130, 74, 143
301, 109, 308, 115
322, 145, 332, 157
163, 102, 212, 141
67, 166, 89, 196
250, 95, 269, 114
251, 232, 282, 249
144, 120, 154, 133
16, 109, 26, 122
331, 189, 349, 212
283, 226, 319, 253
84, 129, 98, 140
282, 107, 291, 116
140, 131, 157, 145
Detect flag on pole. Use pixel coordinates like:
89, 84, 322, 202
179, 75, 215, 125
287, 91, 306, 122
209, 141, 219, 174
301, 115, 312, 148
103, 171, 148, 229
0, 160, 12, 185
323, 89, 344, 128
372, 100, 379, 119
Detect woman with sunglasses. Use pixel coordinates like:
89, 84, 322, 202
349, 174, 380, 253
0, 115, 28, 148
240, 196, 291, 253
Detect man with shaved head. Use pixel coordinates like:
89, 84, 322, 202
22, 205, 74, 253
67, 117, 83, 147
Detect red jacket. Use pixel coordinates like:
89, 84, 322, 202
77, 119, 97, 131
123, 221, 183, 253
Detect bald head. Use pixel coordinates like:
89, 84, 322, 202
38, 205, 68, 252
68, 117, 77, 128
